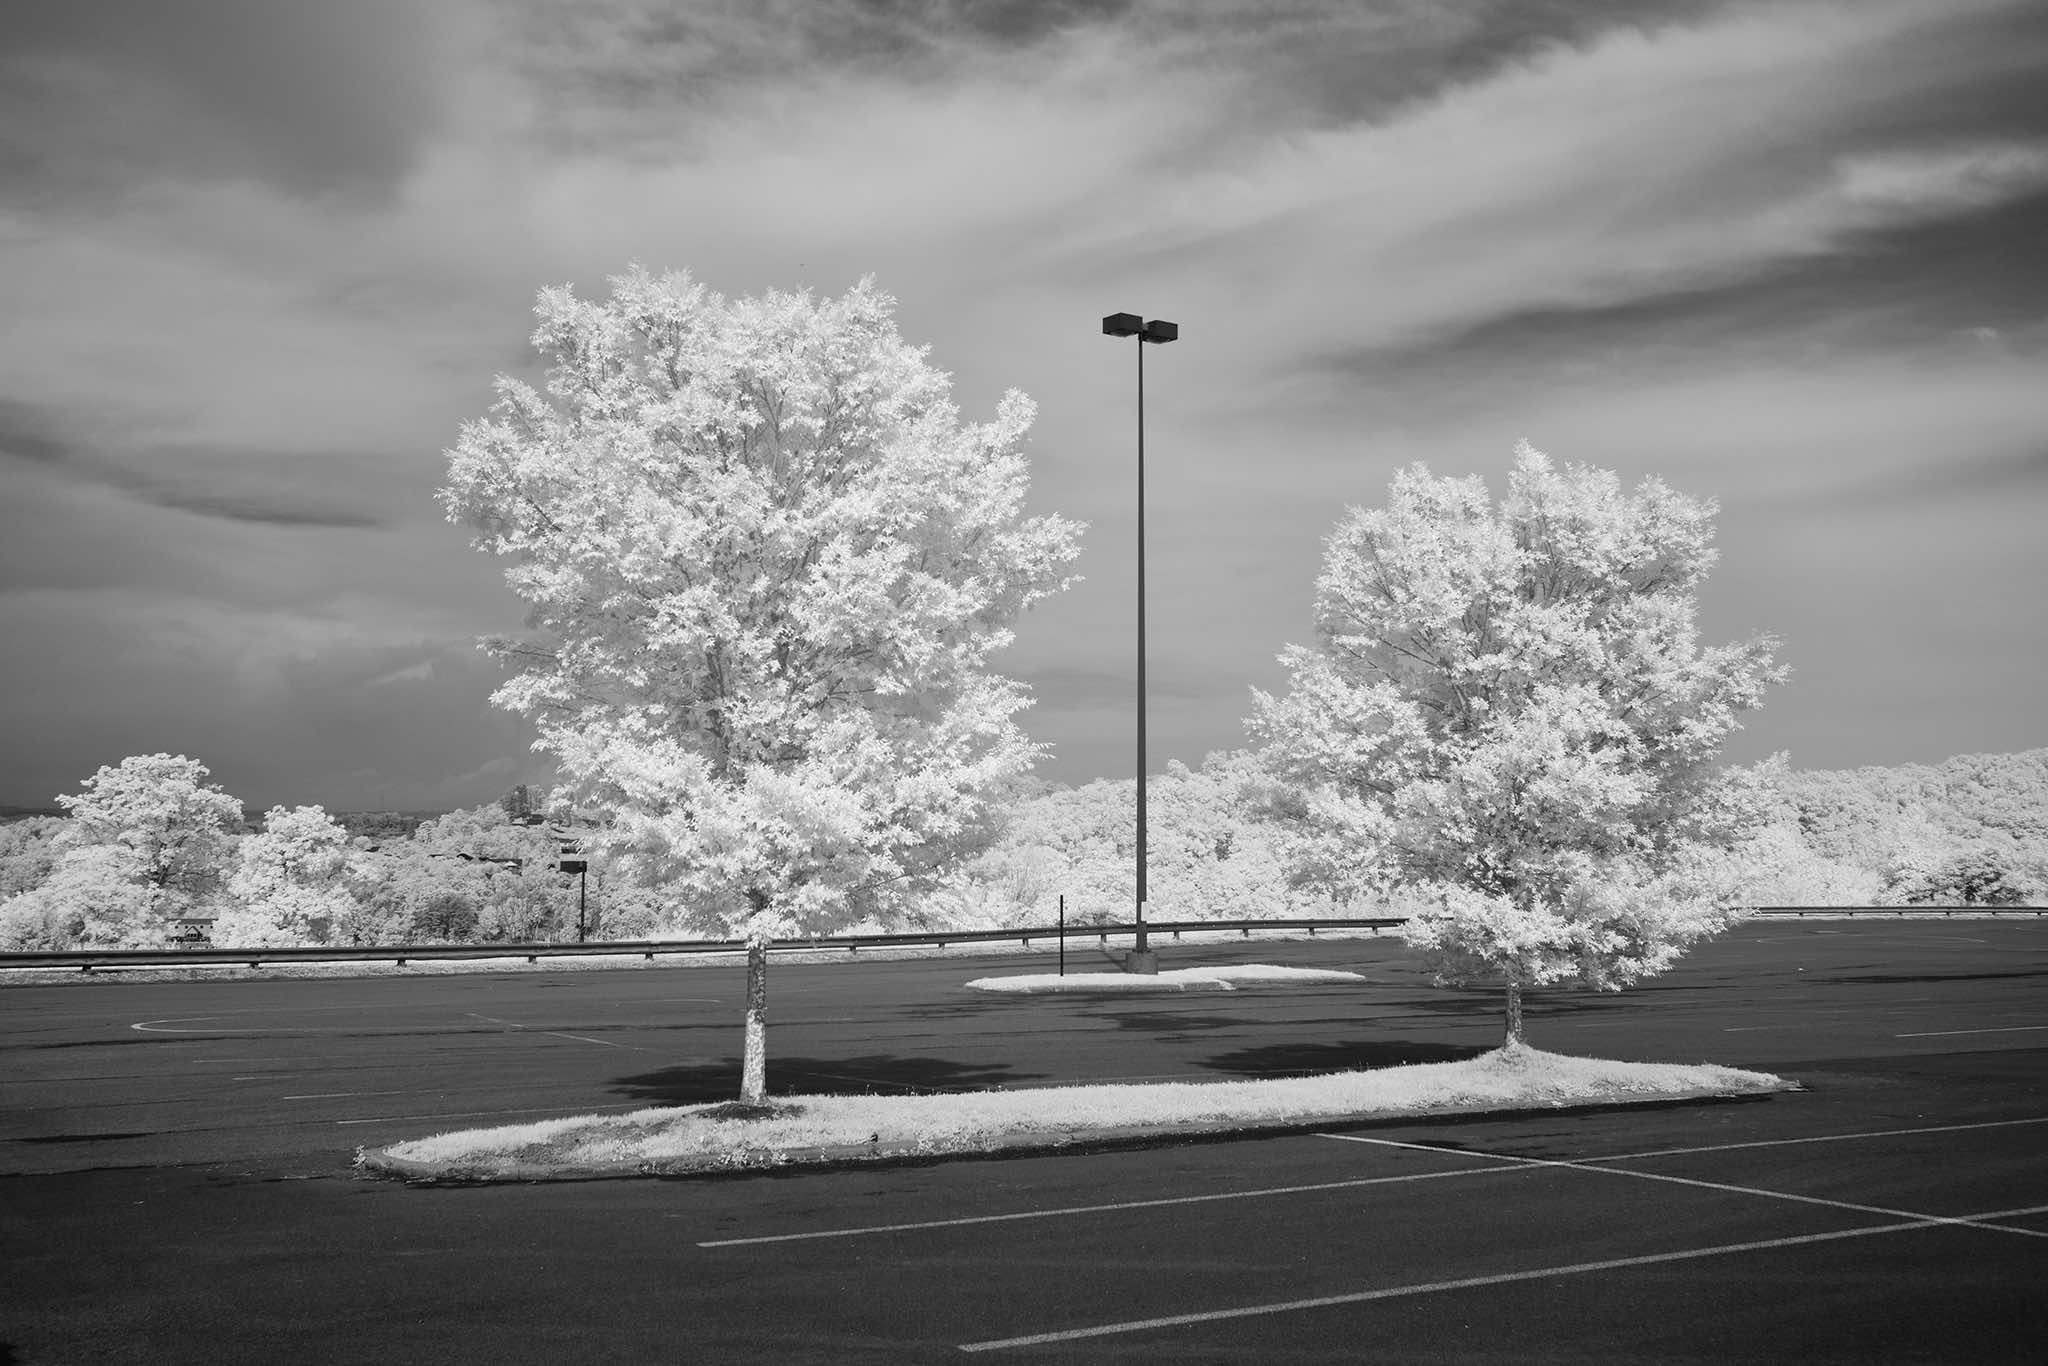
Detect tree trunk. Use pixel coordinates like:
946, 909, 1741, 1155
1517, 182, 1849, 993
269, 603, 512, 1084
1503, 976, 1525, 1050
740, 935, 769, 1105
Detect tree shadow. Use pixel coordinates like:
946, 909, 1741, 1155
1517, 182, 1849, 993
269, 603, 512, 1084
1828, 968, 2048, 985
611, 1054, 1044, 1104
1199, 1040, 1488, 1077
1087, 1011, 1248, 1035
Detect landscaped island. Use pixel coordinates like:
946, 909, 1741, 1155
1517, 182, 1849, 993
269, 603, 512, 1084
360, 1045, 1795, 1183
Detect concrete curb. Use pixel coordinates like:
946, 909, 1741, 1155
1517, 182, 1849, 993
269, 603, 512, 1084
355, 1079, 1802, 1185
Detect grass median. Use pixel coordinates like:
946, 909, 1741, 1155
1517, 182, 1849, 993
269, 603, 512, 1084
358, 1043, 1796, 1183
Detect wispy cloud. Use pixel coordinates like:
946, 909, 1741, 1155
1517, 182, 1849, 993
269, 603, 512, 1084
0, 0, 2043, 804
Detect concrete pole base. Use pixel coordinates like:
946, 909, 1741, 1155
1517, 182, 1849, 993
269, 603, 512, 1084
1125, 948, 1160, 975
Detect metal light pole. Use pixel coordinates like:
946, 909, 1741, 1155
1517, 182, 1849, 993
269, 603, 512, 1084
1101, 311, 1177, 973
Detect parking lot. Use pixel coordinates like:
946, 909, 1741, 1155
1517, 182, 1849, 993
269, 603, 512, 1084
3, 919, 2043, 1362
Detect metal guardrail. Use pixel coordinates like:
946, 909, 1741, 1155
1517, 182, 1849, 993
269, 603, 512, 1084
0, 907, 2038, 973
0, 918, 1406, 972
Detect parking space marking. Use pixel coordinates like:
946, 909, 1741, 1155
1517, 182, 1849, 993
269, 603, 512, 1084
465, 1012, 647, 1051
1895, 1024, 2048, 1038
702, 1116, 2048, 1250
1324, 1135, 2048, 1239
334, 1101, 644, 1126
696, 1162, 1532, 1248
1595, 1113, 2048, 1160
956, 1201, 2048, 1353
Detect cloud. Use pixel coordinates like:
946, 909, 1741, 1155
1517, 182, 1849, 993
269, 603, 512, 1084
0, 0, 468, 205
1, 0, 2044, 804
0, 587, 539, 810
0, 397, 71, 464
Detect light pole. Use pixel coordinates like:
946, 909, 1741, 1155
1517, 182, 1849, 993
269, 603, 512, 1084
1101, 311, 1177, 973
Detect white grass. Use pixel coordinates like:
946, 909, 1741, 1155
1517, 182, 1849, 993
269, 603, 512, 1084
370, 1046, 1793, 1179
965, 964, 1367, 993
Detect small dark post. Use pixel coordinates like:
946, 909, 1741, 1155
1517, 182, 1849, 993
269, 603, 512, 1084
559, 857, 589, 941
1059, 894, 1065, 977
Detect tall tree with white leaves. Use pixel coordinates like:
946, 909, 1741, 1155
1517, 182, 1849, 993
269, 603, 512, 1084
54, 754, 245, 934
1248, 443, 1785, 1047
442, 266, 1083, 1104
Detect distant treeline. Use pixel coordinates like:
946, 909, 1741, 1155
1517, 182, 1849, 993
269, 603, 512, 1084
2, 748, 2042, 952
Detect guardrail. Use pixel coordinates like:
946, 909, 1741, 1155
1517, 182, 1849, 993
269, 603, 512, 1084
0, 906, 2039, 973
0, 917, 1406, 973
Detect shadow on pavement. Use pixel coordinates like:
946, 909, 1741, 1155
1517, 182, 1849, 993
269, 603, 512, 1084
1087, 1011, 1248, 1034
1199, 1039, 1487, 1076
610, 1054, 1046, 1104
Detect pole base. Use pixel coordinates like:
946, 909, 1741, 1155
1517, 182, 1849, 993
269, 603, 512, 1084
1124, 948, 1159, 975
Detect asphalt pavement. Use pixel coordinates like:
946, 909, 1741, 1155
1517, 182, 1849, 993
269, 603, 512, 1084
2, 920, 2043, 1363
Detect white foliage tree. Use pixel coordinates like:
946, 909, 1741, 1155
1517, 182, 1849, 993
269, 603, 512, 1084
53, 754, 244, 938
441, 266, 1083, 1104
1248, 443, 1786, 1047
216, 805, 356, 947
0, 845, 158, 949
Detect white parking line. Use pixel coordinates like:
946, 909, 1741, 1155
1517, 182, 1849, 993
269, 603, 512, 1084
698, 1163, 1530, 1248
1595, 1114, 2048, 1160
335, 1101, 644, 1127
1322, 1134, 2048, 1239
701, 1115, 2048, 1250
1895, 1024, 2048, 1038
466, 1013, 646, 1050
956, 1202, 2048, 1353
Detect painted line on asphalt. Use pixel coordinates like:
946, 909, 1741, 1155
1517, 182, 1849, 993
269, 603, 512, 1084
335, 1101, 644, 1127
695, 1162, 1532, 1248
466, 1012, 647, 1051
1324, 1135, 2048, 1239
546, 1031, 634, 1049
956, 1201, 2048, 1352
283, 1090, 417, 1101
703, 1115, 2048, 1250
1592, 1114, 2048, 1160
1895, 1024, 2048, 1038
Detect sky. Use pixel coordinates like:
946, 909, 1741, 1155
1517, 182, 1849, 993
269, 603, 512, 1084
2, 0, 2045, 814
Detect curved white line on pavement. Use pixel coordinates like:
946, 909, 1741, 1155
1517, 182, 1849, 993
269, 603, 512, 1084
132, 1016, 236, 1033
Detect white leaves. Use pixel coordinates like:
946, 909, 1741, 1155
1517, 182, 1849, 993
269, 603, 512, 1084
53, 754, 244, 915
1255, 442, 1785, 995
443, 267, 1082, 935
222, 805, 356, 945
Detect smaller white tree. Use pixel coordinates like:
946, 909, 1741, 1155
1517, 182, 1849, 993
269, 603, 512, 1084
0, 845, 158, 948
1249, 443, 1786, 1047
216, 805, 357, 947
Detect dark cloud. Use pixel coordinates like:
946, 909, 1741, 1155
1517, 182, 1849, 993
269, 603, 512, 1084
511, 0, 1729, 148
109, 485, 387, 531
0, 397, 72, 465
0, 0, 457, 204
0, 615, 542, 811
1133, 0, 1735, 130
0, 415, 396, 532
1308, 185, 2048, 398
